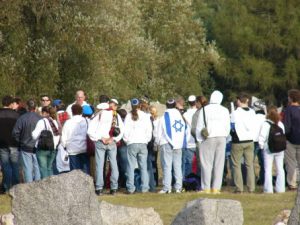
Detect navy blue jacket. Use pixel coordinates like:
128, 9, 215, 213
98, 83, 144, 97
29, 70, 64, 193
283, 105, 300, 145
0, 108, 19, 148
12, 111, 42, 152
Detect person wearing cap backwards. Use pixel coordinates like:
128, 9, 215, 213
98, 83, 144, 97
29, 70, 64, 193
155, 99, 186, 194
182, 95, 197, 178
196, 90, 230, 194
66, 90, 88, 118
123, 98, 153, 194
87, 95, 124, 195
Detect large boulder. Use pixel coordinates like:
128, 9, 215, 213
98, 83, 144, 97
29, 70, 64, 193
171, 198, 243, 225
10, 170, 102, 225
9, 170, 163, 225
99, 201, 162, 225
287, 186, 300, 225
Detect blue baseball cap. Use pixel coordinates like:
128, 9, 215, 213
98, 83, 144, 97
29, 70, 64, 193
82, 105, 93, 116
131, 98, 140, 106
52, 99, 62, 107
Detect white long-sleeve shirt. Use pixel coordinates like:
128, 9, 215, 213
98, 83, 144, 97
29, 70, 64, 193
123, 110, 152, 145
258, 120, 285, 151
60, 115, 87, 155
66, 101, 88, 118
253, 113, 266, 142
87, 103, 124, 143
231, 107, 256, 142
183, 108, 197, 149
32, 118, 60, 148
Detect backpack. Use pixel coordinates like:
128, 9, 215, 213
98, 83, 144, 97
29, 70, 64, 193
267, 121, 286, 153
183, 173, 201, 191
37, 119, 55, 150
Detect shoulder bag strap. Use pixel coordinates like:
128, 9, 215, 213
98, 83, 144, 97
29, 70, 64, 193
203, 106, 207, 128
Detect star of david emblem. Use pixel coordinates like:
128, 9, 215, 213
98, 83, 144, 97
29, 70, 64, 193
172, 120, 184, 132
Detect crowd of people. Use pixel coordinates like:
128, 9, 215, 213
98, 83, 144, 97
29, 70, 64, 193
0, 88, 300, 196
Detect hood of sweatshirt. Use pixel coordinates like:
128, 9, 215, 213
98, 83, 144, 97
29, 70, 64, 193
210, 90, 223, 104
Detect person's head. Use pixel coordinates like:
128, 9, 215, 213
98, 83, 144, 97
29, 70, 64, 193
149, 105, 158, 120
53, 99, 66, 112
175, 96, 185, 109
166, 99, 176, 109
131, 98, 140, 121
75, 90, 86, 105
12, 97, 21, 110
40, 95, 51, 107
187, 95, 196, 107
117, 109, 127, 121
41, 106, 56, 120
210, 90, 223, 105
71, 104, 82, 116
140, 96, 150, 112
99, 95, 109, 104
288, 89, 300, 105
27, 99, 37, 112
237, 93, 250, 107
109, 99, 119, 111
2, 95, 14, 108
266, 105, 280, 125
82, 105, 94, 118
195, 96, 208, 109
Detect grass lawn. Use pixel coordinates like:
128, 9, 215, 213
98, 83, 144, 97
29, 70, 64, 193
0, 189, 296, 225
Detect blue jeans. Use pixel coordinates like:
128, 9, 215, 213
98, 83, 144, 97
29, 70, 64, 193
0, 147, 20, 191
147, 150, 156, 192
20, 151, 40, 183
254, 142, 264, 184
160, 144, 182, 191
182, 148, 196, 177
95, 141, 119, 190
126, 143, 149, 193
36, 150, 56, 179
117, 145, 128, 188
69, 153, 90, 175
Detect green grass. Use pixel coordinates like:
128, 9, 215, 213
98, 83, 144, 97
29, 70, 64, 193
0, 190, 296, 225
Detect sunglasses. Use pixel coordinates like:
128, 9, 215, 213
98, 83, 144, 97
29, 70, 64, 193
41, 99, 50, 102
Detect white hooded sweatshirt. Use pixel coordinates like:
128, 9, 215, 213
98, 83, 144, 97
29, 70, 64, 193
196, 90, 230, 143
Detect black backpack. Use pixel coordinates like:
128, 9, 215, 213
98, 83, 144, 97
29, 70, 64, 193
267, 121, 286, 153
37, 119, 54, 150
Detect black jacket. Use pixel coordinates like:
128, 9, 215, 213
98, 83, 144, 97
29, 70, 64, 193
284, 105, 300, 145
12, 111, 42, 152
0, 108, 20, 148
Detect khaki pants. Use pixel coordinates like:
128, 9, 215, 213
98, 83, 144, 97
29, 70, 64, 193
284, 141, 300, 188
231, 142, 255, 192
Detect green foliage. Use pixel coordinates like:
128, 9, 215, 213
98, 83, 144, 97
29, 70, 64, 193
0, 0, 217, 104
193, 0, 300, 103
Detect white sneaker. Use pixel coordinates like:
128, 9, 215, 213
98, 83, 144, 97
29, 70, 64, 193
175, 189, 182, 194
158, 189, 171, 194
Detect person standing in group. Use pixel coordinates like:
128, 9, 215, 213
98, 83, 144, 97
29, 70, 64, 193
38, 95, 52, 115
230, 93, 256, 193
12, 99, 41, 183
182, 95, 197, 178
0, 95, 20, 192
196, 91, 230, 194
66, 90, 88, 118
123, 98, 153, 194
61, 104, 90, 174
155, 99, 186, 194
259, 106, 286, 193
283, 89, 300, 190
88, 95, 124, 195
32, 106, 60, 179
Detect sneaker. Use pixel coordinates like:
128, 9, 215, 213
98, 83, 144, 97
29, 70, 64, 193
198, 189, 211, 194
175, 189, 182, 194
95, 189, 103, 196
158, 189, 171, 194
110, 189, 117, 196
125, 190, 135, 195
211, 189, 221, 195
233, 190, 242, 194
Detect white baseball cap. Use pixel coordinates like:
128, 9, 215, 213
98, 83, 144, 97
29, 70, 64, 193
188, 95, 196, 102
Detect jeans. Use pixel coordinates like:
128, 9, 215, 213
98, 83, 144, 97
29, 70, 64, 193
254, 142, 264, 184
147, 149, 156, 192
182, 148, 196, 178
36, 150, 56, 179
160, 144, 182, 191
0, 147, 20, 191
263, 149, 285, 193
126, 143, 149, 193
95, 141, 119, 190
117, 145, 128, 188
20, 151, 40, 183
69, 153, 90, 175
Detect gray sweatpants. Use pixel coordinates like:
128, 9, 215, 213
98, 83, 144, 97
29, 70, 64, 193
199, 137, 226, 190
